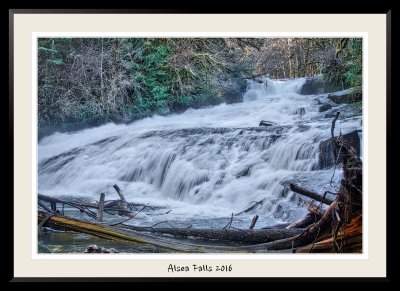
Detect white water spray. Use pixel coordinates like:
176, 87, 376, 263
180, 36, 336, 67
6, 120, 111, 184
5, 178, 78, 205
38, 78, 361, 227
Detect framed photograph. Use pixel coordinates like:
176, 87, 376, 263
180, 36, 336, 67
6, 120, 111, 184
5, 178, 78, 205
9, 9, 392, 282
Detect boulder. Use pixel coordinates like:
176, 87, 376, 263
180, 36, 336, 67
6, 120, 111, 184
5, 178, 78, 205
319, 130, 360, 169
328, 90, 362, 104
225, 89, 243, 104
324, 103, 362, 119
319, 104, 332, 112
259, 120, 277, 127
236, 167, 250, 179
300, 76, 325, 95
224, 79, 247, 104
84, 245, 119, 253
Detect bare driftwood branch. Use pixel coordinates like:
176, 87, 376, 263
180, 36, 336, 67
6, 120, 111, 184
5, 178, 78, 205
113, 184, 127, 203
331, 111, 340, 160
249, 215, 259, 229
38, 200, 56, 214
97, 193, 105, 222
236, 199, 265, 215
38, 194, 97, 220
289, 184, 334, 205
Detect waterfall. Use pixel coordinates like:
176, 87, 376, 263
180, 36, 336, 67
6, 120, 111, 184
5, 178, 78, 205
38, 78, 361, 227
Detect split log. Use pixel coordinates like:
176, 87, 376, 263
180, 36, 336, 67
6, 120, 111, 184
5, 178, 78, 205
249, 215, 259, 229
97, 193, 105, 222
37, 211, 253, 253
289, 184, 334, 205
38, 211, 190, 252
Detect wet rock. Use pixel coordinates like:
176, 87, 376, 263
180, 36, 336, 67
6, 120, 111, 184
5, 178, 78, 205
236, 167, 250, 178
259, 120, 277, 127
254, 76, 265, 84
224, 89, 244, 104
294, 107, 306, 115
324, 103, 362, 119
84, 245, 119, 253
314, 98, 323, 105
319, 104, 332, 112
328, 89, 362, 104
300, 76, 325, 95
319, 130, 360, 169
225, 80, 247, 104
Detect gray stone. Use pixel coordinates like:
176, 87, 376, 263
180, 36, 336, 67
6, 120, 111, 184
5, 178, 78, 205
84, 244, 119, 253
328, 90, 362, 104
259, 120, 277, 127
300, 76, 325, 95
319, 104, 332, 112
319, 130, 360, 169
225, 89, 244, 104
236, 167, 250, 179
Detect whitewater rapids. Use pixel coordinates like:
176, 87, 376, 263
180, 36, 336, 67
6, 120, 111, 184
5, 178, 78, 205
38, 77, 361, 228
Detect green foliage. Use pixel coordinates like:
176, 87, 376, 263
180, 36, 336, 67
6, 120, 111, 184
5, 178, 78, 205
348, 101, 362, 109
323, 38, 362, 93
38, 37, 252, 127
38, 37, 362, 129
38, 47, 58, 54
47, 58, 64, 65
125, 39, 173, 116
322, 59, 347, 90
344, 39, 362, 95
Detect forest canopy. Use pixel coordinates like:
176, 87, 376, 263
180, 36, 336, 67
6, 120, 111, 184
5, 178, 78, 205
38, 37, 362, 128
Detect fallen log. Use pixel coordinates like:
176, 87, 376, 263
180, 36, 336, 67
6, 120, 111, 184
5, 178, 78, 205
118, 224, 304, 244
289, 184, 334, 205
37, 211, 255, 253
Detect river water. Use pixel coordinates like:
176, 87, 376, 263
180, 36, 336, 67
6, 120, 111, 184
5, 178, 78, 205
38, 77, 362, 229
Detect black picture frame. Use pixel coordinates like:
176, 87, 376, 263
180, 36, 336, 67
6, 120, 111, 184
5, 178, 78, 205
6, 7, 396, 283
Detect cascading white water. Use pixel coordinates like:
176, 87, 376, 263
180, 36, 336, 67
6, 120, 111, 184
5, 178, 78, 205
38, 78, 361, 227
